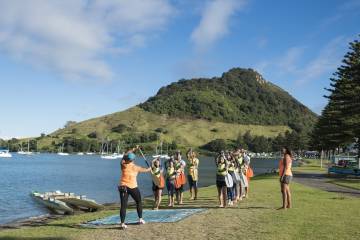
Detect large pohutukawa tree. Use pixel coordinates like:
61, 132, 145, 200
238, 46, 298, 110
312, 36, 360, 158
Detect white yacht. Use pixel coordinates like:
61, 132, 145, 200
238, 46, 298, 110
0, 148, 12, 158
57, 144, 69, 156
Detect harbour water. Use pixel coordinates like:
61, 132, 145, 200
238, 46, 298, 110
0, 153, 281, 224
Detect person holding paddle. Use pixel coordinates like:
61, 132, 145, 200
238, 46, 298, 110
186, 148, 199, 200
118, 145, 151, 229
151, 158, 165, 210
174, 150, 186, 205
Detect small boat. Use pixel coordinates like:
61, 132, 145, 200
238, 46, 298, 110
32, 190, 103, 212
0, 148, 12, 158
101, 153, 123, 159
57, 144, 69, 155
77, 152, 84, 155
18, 141, 33, 155
57, 194, 104, 211
31, 191, 74, 214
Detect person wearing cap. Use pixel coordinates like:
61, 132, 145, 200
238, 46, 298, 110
118, 146, 151, 229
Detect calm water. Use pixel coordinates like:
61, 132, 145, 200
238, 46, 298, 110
0, 154, 280, 224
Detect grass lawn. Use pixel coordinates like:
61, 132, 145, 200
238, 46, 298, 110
293, 158, 329, 173
1, 174, 359, 240
326, 179, 360, 190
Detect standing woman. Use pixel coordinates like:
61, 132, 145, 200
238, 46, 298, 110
165, 158, 176, 207
186, 148, 200, 200
174, 151, 186, 204
278, 147, 293, 209
151, 158, 164, 210
216, 153, 228, 208
118, 146, 151, 229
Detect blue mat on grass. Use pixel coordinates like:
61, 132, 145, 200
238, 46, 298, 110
83, 209, 206, 227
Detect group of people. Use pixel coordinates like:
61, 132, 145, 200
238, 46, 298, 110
215, 149, 253, 207
117, 145, 293, 229
150, 149, 199, 209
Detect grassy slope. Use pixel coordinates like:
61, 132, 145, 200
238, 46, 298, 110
1, 174, 359, 240
37, 107, 290, 149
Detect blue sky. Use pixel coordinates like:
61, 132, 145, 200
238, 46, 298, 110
0, 0, 359, 139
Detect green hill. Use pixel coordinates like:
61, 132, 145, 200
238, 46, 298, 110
28, 67, 317, 152
140, 68, 317, 132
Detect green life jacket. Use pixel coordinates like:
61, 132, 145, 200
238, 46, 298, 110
228, 162, 235, 172
175, 161, 181, 170
152, 166, 160, 177
217, 163, 227, 176
167, 167, 176, 179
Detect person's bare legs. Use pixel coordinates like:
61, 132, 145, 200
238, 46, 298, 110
222, 187, 227, 207
155, 189, 162, 209
194, 187, 198, 200
285, 185, 291, 208
217, 186, 223, 207
278, 183, 287, 210
189, 187, 193, 200
180, 192, 184, 204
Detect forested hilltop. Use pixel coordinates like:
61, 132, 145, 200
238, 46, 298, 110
140, 68, 317, 133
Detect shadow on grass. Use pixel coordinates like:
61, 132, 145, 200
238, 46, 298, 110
0, 237, 68, 240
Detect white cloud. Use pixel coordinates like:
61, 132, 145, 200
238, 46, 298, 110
254, 36, 348, 86
295, 36, 347, 85
277, 46, 306, 74
0, 0, 174, 81
191, 0, 246, 52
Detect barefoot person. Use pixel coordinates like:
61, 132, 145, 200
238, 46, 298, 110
165, 158, 176, 207
151, 158, 164, 210
216, 152, 228, 208
278, 146, 293, 209
174, 150, 186, 204
186, 148, 199, 200
118, 146, 151, 229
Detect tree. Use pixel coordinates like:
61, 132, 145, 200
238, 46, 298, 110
311, 36, 360, 156
64, 121, 77, 128
112, 124, 129, 133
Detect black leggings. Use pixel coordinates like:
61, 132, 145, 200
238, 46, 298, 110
118, 186, 142, 223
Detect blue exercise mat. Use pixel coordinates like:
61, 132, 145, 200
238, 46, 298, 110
83, 208, 206, 227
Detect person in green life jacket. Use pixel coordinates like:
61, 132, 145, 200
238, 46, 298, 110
226, 153, 237, 206
234, 148, 245, 201
186, 148, 200, 200
174, 150, 186, 204
165, 158, 176, 207
215, 152, 228, 208
151, 158, 164, 210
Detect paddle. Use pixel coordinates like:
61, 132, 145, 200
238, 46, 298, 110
138, 147, 150, 168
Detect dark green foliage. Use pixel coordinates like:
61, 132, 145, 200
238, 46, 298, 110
122, 132, 158, 144
87, 132, 97, 139
111, 124, 129, 133
140, 68, 317, 133
155, 128, 168, 134
201, 139, 227, 152
311, 36, 360, 152
210, 128, 219, 132
202, 130, 308, 153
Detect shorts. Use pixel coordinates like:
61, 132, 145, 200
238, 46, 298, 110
152, 182, 164, 192
188, 175, 198, 189
166, 179, 175, 196
280, 175, 292, 184
175, 185, 184, 192
216, 175, 226, 188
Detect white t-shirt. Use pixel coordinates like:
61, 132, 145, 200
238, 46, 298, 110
244, 154, 251, 166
